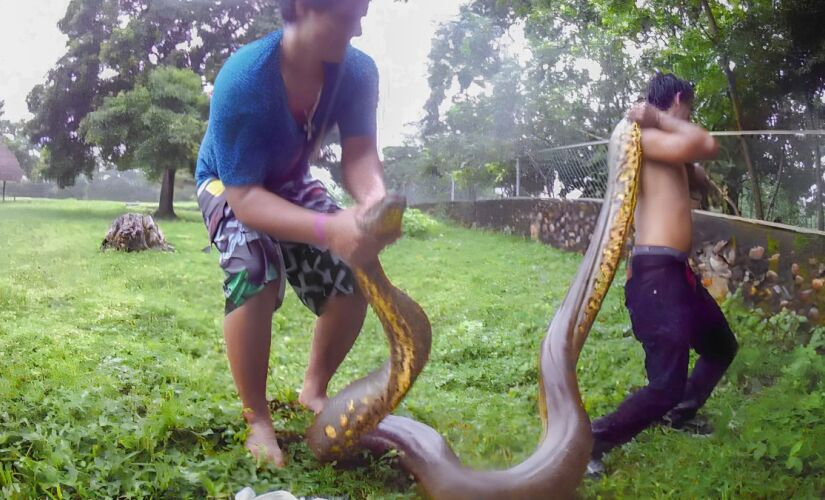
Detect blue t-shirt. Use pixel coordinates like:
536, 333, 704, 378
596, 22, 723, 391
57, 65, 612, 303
195, 30, 379, 190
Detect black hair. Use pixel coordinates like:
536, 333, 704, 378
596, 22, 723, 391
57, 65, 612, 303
279, 0, 337, 23
646, 72, 695, 111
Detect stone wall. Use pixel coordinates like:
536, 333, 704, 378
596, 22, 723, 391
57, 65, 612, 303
417, 198, 604, 253
416, 199, 825, 325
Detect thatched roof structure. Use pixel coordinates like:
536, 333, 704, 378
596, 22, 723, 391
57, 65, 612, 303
0, 143, 23, 182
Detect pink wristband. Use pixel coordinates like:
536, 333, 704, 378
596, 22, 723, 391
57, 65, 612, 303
314, 213, 329, 248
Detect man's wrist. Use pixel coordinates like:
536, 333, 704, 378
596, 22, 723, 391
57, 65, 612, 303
313, 213, 332, 249
358, 190, 387, 207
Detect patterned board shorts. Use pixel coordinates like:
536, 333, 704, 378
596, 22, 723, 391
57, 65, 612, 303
197, 176, 356, 316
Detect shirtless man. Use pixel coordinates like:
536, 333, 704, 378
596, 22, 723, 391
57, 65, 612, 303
588, 73, 739, 475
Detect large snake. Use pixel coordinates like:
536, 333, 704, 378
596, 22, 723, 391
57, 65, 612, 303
306, 119, 642, 498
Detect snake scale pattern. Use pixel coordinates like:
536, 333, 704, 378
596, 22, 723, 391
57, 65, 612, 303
306, 119, 642, 499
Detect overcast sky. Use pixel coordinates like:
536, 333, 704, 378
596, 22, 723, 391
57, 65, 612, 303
0, 0, 467, 149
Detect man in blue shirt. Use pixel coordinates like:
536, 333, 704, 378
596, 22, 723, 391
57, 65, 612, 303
196, 0, 395, 467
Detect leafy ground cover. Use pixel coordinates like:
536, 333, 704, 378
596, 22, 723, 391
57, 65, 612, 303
1, 200, 822, 498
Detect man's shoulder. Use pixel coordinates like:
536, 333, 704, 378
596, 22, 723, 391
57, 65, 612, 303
342, 46, 378, 86
214, 31, 282, 98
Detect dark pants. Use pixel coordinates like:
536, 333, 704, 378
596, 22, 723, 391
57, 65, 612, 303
591, 252, 738, 456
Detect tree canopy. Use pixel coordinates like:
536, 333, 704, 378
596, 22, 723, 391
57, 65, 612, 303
81, 67, 208, 218
385, 0, 825, 227
26, 0, 282, 215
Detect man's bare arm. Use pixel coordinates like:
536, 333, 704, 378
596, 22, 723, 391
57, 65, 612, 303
341, 135, 387, 206
226, 185, 327, 246
628, 103, 719, 164
340, 135, 400, 246
225, 185, 381, 267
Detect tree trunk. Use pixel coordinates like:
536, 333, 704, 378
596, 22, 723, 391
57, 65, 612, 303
701, 0, 764, 220
102, 213, 174, 252
725, 177, 741, 216
766, 156, 784, 221
155, 168, 177, 219
2, 181, 5, 202
709, 177, 740, 216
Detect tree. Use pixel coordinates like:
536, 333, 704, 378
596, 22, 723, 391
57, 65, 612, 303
700, 0, 766, 219
25, 0, 115, 187
411, 0, 825, 222
573, 0, 825, 219
81, 67, 208, 218
27, 0, 281, 189
422, 7, 505, 135
777, 0, 825, 229
407, 0, 644, 199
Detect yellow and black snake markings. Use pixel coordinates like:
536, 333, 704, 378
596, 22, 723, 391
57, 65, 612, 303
578, 123, 642, 342
323, 395, 382, 456
307, 120, 644, 499
306, 194, 432, 461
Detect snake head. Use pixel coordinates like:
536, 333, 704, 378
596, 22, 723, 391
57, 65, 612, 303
357, 193, 407, 241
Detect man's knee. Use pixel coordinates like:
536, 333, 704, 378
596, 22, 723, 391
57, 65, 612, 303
647, 367, 688, 414
643, 337, 690, 410
646, 386, 684, 416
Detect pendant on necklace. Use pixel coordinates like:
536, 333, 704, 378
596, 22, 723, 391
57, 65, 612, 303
304, 118, 315, 143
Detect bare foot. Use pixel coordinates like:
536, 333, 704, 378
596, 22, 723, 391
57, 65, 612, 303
298, 389, 328, 414
245, 419, 285, 468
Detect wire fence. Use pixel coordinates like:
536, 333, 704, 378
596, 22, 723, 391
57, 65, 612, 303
400, 130, 825, 231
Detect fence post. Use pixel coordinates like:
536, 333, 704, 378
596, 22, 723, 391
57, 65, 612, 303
450, 173, 455, 202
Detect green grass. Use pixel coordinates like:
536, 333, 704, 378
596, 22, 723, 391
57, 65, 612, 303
1, 199, 823, 499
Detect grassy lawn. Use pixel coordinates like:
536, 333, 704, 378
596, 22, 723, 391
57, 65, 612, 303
0, 199, 822, 499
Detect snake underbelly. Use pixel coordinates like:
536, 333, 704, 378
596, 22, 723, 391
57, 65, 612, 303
307, 120, 642, 499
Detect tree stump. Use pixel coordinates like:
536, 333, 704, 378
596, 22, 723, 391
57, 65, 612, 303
101, 213, 174, 252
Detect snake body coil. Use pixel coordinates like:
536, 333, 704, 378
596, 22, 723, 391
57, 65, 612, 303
307, 119, 642, 499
